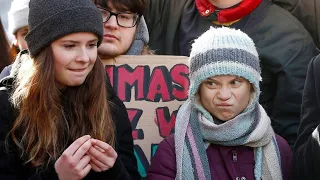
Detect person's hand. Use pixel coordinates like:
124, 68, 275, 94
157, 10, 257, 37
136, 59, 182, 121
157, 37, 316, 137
54, 135, 92, 180
87, 139, 118, 172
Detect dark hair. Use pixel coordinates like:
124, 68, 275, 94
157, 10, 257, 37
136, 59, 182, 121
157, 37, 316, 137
0, 19, 13, 72
93, 0, 146, 15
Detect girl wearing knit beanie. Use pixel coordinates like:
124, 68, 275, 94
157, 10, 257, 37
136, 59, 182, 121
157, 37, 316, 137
147, 27, 292, 180
0, 0, 140, 179
8, 0, 30, 54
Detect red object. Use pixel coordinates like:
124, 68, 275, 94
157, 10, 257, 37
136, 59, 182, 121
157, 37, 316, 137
196, 0, 262, 23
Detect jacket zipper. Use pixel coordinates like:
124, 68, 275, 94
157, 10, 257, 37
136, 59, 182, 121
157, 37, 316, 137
232, 150, 237, 162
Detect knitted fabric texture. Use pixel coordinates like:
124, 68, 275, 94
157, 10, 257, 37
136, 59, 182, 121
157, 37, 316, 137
189, 27, 261, 105
8, 0, 30, 35
174, 100, 283, 180
126, 16, 149, 55
25, 0, 103, 57
174, 27, 282, 180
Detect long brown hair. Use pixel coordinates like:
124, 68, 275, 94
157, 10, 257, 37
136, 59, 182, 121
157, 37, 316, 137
10, 46, 115, 167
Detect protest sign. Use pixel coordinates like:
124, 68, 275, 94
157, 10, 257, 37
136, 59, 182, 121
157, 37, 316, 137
102, 55, 189, 177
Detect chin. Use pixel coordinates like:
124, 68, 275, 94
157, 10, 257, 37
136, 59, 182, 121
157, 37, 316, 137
98, 45, 122, 58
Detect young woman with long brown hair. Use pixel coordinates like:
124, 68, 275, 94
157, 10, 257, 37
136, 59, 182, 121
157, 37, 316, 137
0, 0, 140, 179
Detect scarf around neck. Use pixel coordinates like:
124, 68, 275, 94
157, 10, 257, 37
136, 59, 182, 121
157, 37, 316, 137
174, 99, 282, 180
195, 0, 262, 23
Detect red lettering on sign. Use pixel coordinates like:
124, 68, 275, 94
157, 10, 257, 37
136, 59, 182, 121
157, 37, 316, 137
146, 66, 172, 102
155, 106, 178, 138
117, 65, 150, 102
127, 108, 144, 140
171, 64, 189, 101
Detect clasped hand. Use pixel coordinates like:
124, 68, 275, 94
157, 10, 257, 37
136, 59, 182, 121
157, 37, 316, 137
54, 135, 118, 180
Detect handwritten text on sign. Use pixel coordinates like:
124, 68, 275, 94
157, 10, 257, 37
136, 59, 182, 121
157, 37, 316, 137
103, 56, 189, 177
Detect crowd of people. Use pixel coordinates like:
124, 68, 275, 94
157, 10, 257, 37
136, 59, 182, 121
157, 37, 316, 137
0, 0, 319, 179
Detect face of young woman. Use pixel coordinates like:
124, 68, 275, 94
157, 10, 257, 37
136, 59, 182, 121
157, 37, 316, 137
199, 75, 252, 121
14, 26, 28, 50
51, 32, 98, 87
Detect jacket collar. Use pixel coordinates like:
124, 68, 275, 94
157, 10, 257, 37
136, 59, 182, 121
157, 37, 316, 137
195, 0, 262, 23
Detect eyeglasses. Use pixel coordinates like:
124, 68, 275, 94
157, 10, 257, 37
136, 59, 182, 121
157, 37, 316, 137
98, 8, 140, 28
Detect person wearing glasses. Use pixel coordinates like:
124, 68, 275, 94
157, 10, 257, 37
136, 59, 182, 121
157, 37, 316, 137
93, 0, 152, 59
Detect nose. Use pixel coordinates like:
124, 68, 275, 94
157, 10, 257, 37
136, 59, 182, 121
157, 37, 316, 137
76, 48, 90, 63
104, 15, 118, 29
217, 88, 232, 101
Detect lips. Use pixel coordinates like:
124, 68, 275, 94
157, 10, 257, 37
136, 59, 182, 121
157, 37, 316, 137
68, 68, 86, 72
216, 103, 232, 107
103, 34, 118, 40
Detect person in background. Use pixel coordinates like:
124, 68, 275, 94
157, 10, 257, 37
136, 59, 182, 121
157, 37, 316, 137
0, 19, 12, 72
93, 0, 151, 58
8, 0, 29, 53
292, 53, 320, 179
147, 27, 292, 180
0, 0, 140, 179
0, 0, 30, 79
144, 0, 319, 149
272, 0, 320, 49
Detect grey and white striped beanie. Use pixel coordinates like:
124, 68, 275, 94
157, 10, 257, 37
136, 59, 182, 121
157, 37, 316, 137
189, 27, 261, 102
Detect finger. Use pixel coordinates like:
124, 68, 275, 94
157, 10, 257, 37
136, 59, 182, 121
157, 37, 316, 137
79, 163, 91, 178
90, 161, 102, 172
63, 135, 91, 156
94, 145, 105, 153
93, 140, 117, 157
73, 139, 92, 162
89, 153, 109, 170
77, 155, 91, 170
88, 146, 111, 166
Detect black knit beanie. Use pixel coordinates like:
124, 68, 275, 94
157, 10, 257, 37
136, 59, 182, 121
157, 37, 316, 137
25, 0, 103, 57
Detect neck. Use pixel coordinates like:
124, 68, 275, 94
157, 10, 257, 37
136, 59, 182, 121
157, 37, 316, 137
208, 0, 243, 8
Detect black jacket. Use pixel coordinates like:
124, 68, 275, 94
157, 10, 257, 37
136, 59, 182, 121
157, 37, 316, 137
144, 0, 319, 147
293, 54, 320, 179
272, 0, 320, 48
0, 52, 141, 180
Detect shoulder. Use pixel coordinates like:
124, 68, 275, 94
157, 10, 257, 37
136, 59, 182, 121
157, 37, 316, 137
153, 134, 175, 158
151, 134, 175, 160
275, 134, 292, 176
311, 54, 320, 67
250, 0, 314, 41
275, 135, 291, 154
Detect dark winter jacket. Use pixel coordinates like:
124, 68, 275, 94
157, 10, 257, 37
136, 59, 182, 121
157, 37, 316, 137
0, 51, 141, 180
293, 54, 320, 180
272, 0, 320, 48
144, 0, 319, 148
147, 134, 292, 180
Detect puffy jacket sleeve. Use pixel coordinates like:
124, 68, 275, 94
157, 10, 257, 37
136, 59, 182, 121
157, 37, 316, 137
271, 0, 320, 48
146, 134, 176, 180
292, 55, 320, 180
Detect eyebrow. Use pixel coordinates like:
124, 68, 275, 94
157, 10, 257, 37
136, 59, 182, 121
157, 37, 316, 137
60, 39, 99, 43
